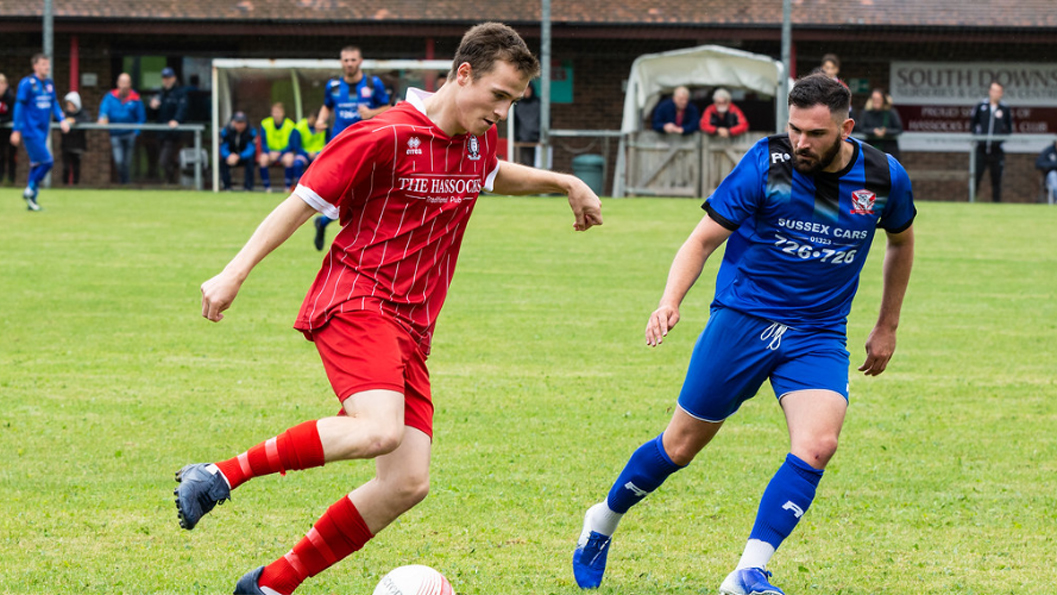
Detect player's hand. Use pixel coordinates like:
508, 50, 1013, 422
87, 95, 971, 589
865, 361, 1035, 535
566, 177, 603, 231
10, 131, 20, 147
858, 325, 896, 376
314, 118, 328, 132
358, 105, 371, 119
645, 304, 680, 347
168, 120, 179, 129
201, 271, 243, 322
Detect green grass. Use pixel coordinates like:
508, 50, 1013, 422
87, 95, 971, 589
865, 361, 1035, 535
1, 188, 1055, 594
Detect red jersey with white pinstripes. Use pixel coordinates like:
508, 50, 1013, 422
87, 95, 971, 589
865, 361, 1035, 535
293, 88, 500, 355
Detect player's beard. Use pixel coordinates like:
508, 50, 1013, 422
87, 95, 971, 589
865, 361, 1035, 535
793, 137, 842, 175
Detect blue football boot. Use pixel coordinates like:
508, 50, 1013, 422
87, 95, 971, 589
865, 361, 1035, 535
718, 567, 785, 595
173, 463, 231, 530
233, 566, 267, 595
573, 512, 612, 590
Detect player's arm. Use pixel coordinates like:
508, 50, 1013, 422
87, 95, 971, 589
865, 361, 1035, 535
52, 91, 71, 133
858, 225, 914, 376
315, 105, 331, 131
200, 195, 317, 322
359, 104, 391, 120
645, 214, 733, 346
491, 160, 602, 231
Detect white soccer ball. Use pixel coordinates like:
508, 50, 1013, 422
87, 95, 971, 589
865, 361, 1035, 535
372, 564, 454, 595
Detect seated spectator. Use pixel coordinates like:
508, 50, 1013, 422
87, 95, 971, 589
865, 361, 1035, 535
652, 86, 699, 136
291, 107, 327, 186
1037, 137, 1057, 204
700, 88, 749, 138
258, 102, 297, 192
97, 72, 146, 184
855, 88, 903, 159
219, 111, 257, 191
60, 91, 91, 185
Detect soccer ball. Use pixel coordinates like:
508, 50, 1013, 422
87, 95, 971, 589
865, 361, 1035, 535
372, 565, 454, 595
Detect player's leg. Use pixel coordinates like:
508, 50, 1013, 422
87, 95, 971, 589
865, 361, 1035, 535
292, 154, 308, 187
991, 152, 1004, 203
242, 411, 430, 595
259, 151, 276, 190
280, 151, 296, 190
22, 138, 52, 210
241, 157, 254, 190
313, 215, 332, 251
720, 333, 848, 595
973, 147, 987, 195
574, 307, 771, 589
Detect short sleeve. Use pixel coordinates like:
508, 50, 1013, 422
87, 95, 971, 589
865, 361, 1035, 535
701, 138, 767, 230
294, 124, 394, 221
323, 80, 337, 109
371, 77, 390, 108
879, 156, 916, 233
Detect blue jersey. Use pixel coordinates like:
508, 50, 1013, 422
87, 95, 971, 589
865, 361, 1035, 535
704, 134, 916, 332
323, 75, 390, 137
13, 74, 64, 139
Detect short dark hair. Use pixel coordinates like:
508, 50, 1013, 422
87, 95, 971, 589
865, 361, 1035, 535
31, 53, 47, 65
821, 53, 840, 69
789, 72, 851, 115
449, 22, 540, 80
340, 45, 361, 56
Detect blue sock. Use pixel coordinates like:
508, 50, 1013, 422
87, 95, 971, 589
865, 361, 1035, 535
748, 453, 824, 549
606, 434, 683, 514
29, 161, 53, 188
260, 166, 271, 188
284, 166, 294, 188
293, 161, 304, 185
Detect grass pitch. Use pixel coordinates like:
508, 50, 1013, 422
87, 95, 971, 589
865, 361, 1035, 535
0, 188, 1054, 594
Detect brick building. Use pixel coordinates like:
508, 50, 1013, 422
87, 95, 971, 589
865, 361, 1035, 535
2, 1, 1055, 200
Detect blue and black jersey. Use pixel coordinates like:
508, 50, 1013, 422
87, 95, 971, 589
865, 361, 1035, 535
323, 75, 390, 138
703, 134, 916, 332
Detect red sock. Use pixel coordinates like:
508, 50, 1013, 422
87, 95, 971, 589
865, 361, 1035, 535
258, 495, 374, 594
214, 420, 325, 490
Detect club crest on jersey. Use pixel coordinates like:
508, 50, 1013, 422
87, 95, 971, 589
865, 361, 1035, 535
467, 135, 481, 161
407, 136, 423, 155
850, 189, 876, 215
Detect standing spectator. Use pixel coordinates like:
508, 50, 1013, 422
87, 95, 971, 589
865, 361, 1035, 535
819, 54, 846, 87
149, 67, 188, 184
513, 81, 541, 166
970, 81, 1013, 203
700, 88, 750, 139
97, 72, 146, 185
11, 53, 72, 211
1036, 137, 1057, 204
219, 111, 256, 191
60, 91, 91, 185
855, 88, 903, 160
0, 73, 16, 186
652, 86, 700, 136
312, 44, 392, 250
291, 107, 326, 188
258, 102, 297, 193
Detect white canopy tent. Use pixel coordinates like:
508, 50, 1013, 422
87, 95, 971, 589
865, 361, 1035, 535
620, 44, 788, 134
614, 45, 788, 196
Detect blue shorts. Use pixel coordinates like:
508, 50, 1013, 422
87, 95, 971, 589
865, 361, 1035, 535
677, 307, 850, 422
23, 136, 53, 165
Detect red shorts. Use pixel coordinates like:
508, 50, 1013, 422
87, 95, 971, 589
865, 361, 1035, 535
310, 311, 433, 439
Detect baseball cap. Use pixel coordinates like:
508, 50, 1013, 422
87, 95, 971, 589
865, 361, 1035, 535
232, 111, 248, 123
161, 67, 176, 78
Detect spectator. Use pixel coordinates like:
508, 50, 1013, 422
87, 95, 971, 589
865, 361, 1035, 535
291, 107, 326, 187
970, 81, 1013, 203
258, 102, 297, 193
700, 88, 750, 139
149, 67, 188, 184
60, 91, 91, 185
219, 111, 256, 191
97, 72, 146, 185
12, 53, 73, 210
0, 73, 16, 186
855, 88, 903, 159
652, 86, 700, 136
1036, 137, 1057, 204
819, 54, 847, 87
514, 81, 541, 166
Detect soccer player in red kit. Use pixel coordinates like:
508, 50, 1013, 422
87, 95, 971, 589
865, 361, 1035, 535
174, 22, 603, 595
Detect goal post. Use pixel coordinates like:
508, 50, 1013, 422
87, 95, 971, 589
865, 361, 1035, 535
210, 58, 453, 192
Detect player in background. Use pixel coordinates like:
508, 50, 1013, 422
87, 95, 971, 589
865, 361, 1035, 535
312, 45, 391, 250
258, 102, 298, 193
174, 22, 603, 595
290, 107, 326, 216
572, 73, 915, 595
10, 53, 72, 211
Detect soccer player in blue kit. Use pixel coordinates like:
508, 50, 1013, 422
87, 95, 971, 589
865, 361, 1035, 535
10, 53, 72, 211
572, 73, 915, 595
311, 45, 391, 250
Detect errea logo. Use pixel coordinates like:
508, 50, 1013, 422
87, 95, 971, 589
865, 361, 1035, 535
407, 136, 423, 155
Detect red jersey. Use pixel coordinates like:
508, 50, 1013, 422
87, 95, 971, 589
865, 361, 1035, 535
293, 88, 500, 354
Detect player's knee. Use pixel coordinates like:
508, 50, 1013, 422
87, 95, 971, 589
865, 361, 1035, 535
366, 425, 404, 457
794, 435, 839, 468
393, 474, 430, 510
663, 439, 699, 467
